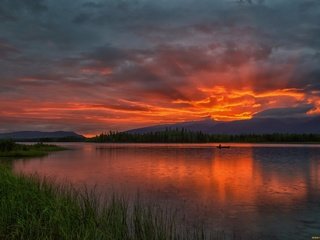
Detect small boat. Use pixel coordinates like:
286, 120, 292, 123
217, 144, 230, 149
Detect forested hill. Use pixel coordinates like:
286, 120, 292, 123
127, 117, 320, 135
91, 130, 320, 143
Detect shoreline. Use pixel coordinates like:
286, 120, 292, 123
12, 140, 320, 144
0, 141, 66, 158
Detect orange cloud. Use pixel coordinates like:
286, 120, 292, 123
171, 86, 309, 121
81, 66, 113, 75
0, 82, 318, 136
1, 40, 319, 136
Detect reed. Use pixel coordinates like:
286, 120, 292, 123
0, 166, 216, 240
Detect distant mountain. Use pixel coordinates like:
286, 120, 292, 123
127, 117, 320, 134
0, 131, 84, 141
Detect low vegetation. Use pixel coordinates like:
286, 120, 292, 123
0, 140, 66, 157
0, 166, 211, 240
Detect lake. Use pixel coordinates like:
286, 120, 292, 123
13, 143, 320, 239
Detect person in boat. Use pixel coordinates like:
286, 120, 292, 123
217, 144, 230, 149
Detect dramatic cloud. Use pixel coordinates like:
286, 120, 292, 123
0, 0, 320, 135
253, 105, 314, 118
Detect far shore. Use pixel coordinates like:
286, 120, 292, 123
0, 140, 66, 158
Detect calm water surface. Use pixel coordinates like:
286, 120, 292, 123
13, 143, 320, 239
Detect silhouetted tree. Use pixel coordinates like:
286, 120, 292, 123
89, 130, 320, 143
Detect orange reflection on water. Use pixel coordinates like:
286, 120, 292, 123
12, 144, 320, 239
310, 155, 320, 193
210, 149, 256, 203
13, 144, 314, 209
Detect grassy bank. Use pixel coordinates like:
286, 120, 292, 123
0, 166, 210, 240
0, 140, 66, 157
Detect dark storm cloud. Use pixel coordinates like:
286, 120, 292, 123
83, 45, 137, 67
0, 40, 19, 58
254, 105, 314, 118
1, 0, 320, 133
0, 0, 47, 22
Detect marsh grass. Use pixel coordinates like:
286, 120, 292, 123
0, 141, 278, 240
0, 140, 66, 157
0, 166, 212, 240
0, 167, 280, 240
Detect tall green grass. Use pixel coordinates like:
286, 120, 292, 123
0, 167, 278, 240
0, 166, 213, 240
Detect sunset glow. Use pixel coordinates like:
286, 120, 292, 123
2, 2, 320, 239
0, 0, 319, 135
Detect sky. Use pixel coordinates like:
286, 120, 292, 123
0, 0, 320, 135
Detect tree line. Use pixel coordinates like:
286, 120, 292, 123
89, 129, 320, 143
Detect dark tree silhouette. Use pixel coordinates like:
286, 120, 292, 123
89, 129, 320, 143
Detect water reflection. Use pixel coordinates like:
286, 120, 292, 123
13, 144, 320, 239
